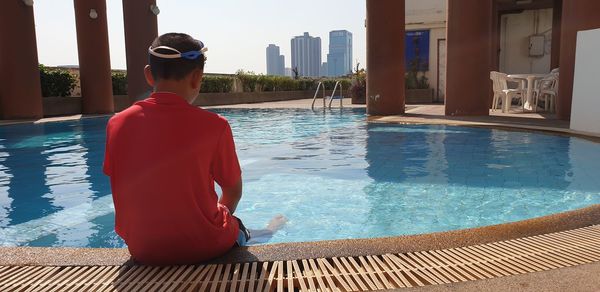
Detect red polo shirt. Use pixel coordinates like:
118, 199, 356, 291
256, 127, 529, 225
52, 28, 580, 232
103, 92, 241, 265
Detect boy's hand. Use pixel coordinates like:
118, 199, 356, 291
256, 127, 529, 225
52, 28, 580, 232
219, 178, 242, 214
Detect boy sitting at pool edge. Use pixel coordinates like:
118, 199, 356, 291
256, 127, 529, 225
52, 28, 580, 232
103, 33, 286, 265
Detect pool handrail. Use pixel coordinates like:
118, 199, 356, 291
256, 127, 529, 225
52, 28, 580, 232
327, 81, 343, 109
311, 82, 326, 110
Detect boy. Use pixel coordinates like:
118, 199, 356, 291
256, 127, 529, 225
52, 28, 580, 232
103, 33, 284, 265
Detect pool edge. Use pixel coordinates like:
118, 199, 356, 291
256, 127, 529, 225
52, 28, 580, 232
1, 203, 598, 266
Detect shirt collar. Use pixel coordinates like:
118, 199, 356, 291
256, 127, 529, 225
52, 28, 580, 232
147, 92, 190, 106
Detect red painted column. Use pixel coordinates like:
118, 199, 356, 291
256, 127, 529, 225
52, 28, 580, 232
550, 0, 562, 70
366, 0, 405, 116
74, 0, 114, 114
0, 0, 43, 119
445, 0, 493, 116
123, 0, 158, 102
557, 0, 600, 120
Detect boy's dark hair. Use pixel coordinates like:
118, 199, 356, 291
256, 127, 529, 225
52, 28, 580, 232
149, 33, 206, 81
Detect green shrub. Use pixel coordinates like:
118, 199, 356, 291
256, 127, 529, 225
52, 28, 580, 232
235, 70, 261, 92
235, 71, 322, 92
322, 79, 352, 91
112, 72, 128, 95
39, 65, 76, 97
296, 78, 318, 91
347, 63, 367, 103
201, 76, 234, 93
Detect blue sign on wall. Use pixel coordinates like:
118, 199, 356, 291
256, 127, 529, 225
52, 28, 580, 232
405, 30, 430, 71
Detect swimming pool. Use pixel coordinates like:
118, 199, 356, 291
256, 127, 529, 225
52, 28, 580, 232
1, 108, 599, 247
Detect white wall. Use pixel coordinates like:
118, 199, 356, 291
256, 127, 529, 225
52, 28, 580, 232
406, 0, 446, 24
499, 9, 553, 74
570, 28, 600, 135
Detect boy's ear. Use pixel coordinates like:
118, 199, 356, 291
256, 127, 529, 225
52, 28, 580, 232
144, 65, 155, 87
190, 68, 203, 90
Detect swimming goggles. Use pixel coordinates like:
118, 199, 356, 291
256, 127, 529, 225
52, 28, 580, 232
148, 42, 208, 60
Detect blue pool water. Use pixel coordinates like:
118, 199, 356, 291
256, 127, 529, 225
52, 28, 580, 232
1, 108, 600, 247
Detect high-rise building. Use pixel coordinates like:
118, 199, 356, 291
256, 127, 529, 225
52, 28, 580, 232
327, 30, 353, 77
320, 62, 328, 77
266, 44, 285, 76
291, 32, 322, 77
285, 67, 293, 77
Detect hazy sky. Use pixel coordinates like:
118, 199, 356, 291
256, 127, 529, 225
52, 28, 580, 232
33, 0, 366, 74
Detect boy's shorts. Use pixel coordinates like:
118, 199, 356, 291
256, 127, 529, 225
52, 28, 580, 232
235, 217, 251, 246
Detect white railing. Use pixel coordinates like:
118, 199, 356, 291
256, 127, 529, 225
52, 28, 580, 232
327, 81, 343, 109
311, 82, 326, 110
311, 81, 344, 110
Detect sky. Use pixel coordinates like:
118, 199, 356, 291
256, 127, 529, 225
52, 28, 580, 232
33, 0, 367, 74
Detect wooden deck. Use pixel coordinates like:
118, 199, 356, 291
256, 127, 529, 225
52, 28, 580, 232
1, 224, 599, 291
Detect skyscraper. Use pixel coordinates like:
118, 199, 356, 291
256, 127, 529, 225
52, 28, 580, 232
266, 44, 285, 76
291, 32, 322, 77
320, 62, 328, 77
327, 30, 353, 77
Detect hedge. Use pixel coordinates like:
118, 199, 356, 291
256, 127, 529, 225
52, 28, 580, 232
38, 68, 355, 96
39, 65, 76, 97
112, 72, 128, 95
200, 76, 234, 93
234, 70, 352, 93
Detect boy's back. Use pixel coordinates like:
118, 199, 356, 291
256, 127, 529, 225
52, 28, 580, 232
104, 92, 241, 264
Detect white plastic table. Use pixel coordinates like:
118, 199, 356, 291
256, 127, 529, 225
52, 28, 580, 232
507, 74, 547, 111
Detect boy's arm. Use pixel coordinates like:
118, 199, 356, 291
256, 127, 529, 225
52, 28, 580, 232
219, 178, 242, 214
213, 120, 243, 213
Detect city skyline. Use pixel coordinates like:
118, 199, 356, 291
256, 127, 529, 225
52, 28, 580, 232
32, 0, 366, 74
268, 29, 353, 77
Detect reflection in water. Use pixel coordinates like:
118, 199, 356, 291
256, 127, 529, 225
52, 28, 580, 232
364, 124, 447, 236
0, 124, 55, 226
363, 123, 589, 236
568, 138, 600, 192
0, 120, 114, 247
42, 124, 94, 246
0, 140, 12, 227
80, 118, 122, 247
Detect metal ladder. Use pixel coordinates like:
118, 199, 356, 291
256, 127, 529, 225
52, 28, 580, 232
311, 81, 344, 110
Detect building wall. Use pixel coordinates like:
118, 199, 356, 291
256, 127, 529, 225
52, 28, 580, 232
499, 9, 554, 74
320, 62, 328, 77
570, 28, 600, 134
405, 0, 556, 102
406, 0, 446, 24
327, 30, 353, 77
291, 33, 321, 77
266, 44, 285, 76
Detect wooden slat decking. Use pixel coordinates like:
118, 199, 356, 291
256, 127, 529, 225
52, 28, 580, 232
1, 224, 600, 291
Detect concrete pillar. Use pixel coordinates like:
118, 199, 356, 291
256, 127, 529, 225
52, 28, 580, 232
0, 0, 43, 119
123, 0, 158, 102
366, 0, 405, 116
557, 0, 600, 120
74, 0, 114, 114
445, 0, 493, 116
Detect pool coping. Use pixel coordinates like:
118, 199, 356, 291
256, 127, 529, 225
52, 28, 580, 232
1, 204, 599, 266
368, 114, 600, 142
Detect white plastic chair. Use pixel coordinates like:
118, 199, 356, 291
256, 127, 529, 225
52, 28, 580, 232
490, 71, 525, 113
534, 72, 559, 113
